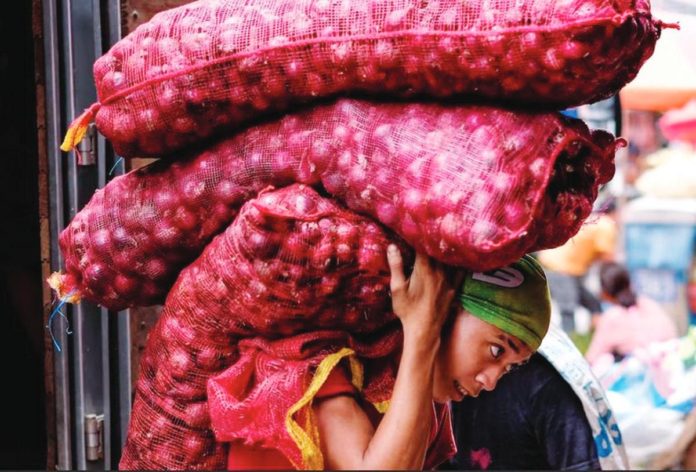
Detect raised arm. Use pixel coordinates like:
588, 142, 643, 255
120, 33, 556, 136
314, 246, 460, 470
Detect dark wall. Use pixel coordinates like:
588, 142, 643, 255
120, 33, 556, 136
0, 0, 46, 468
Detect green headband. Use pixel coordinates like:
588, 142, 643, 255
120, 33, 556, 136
459, 255, 551, 351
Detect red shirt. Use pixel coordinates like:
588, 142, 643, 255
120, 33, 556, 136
227, 367, 455, 469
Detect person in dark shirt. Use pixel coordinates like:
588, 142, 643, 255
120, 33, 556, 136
444, 353, 601, 471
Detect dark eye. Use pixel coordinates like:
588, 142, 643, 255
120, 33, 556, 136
490, 345, 504, 359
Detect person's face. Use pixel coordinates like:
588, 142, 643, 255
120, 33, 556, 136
432, 310, 533, 403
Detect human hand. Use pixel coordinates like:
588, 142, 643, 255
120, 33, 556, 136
386, 245, 462, 344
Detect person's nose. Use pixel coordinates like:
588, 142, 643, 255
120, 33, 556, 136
475, 366, 506, 392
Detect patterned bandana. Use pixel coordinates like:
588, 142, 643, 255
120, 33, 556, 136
459, 255, 551, 350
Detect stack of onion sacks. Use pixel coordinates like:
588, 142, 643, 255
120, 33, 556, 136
47, 0, 667, 469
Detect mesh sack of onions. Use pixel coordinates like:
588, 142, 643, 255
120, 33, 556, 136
61, 0, 664, 157
50, 99, 620, 310
119, 184, 408, 469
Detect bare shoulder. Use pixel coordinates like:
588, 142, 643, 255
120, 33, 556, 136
313, 394, 375, 469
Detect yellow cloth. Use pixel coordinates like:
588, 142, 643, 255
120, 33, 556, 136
538, 215, 617, 276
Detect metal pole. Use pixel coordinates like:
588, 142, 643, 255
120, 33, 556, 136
43, 0, 71, 467
61, 0, 103, 469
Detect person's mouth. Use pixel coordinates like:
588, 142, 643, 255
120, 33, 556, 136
453, 380, 469, 400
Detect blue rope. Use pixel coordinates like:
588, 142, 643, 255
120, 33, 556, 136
46, 294, 75, 353
108, 157, 124, 176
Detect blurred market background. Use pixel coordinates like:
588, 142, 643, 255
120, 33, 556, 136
2, 0, 696, 470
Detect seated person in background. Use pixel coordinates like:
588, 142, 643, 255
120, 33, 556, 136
443, 325, 628, 471
585, 262, 678, 365
537, 199, 618, 333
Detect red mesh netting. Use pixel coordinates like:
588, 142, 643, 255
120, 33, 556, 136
119, 185, 407, 469
204, 331, 406, 469
68, 0, 661, 157
52, 99, 619, 310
